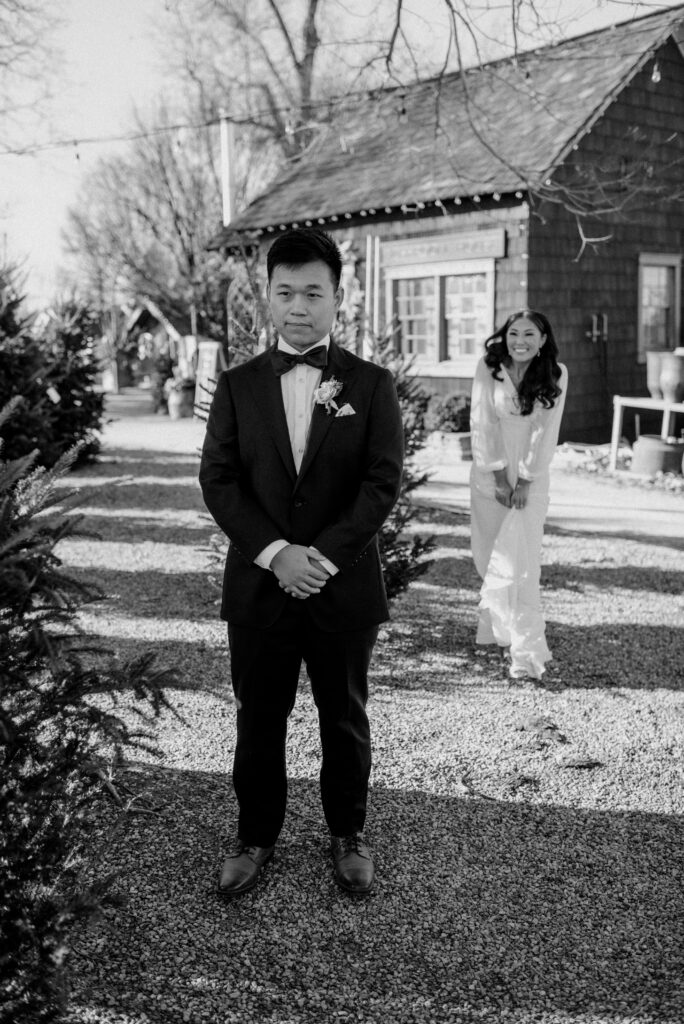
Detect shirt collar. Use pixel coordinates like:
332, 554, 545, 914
277, 334, 331, 356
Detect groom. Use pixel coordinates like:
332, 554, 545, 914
199, 227, 404, 897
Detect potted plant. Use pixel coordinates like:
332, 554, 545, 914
163, 369, 196, 419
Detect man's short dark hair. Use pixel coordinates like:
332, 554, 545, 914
266, 227, 343, 289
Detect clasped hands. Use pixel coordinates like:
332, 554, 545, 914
494, 470, 530, 509
271, 544, 331, 600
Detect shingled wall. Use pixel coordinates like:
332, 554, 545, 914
527, 37, 684, 442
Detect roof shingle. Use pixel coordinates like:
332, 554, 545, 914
224, 5, 684, 234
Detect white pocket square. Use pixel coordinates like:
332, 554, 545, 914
335, 403, 356, 417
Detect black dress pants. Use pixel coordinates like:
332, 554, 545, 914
228, 602, 378, 847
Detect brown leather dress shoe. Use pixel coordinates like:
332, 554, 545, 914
217, 842, 274, 899
331, 833, 374, 895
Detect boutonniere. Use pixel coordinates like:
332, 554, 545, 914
314, 377, 343, 415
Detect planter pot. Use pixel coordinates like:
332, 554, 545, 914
645, 350, 665, 399
630, 434, 684, 475
167, 387, 195, 420
659, 352, 684, 403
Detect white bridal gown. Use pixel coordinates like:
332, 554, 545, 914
469, 358, 568, 678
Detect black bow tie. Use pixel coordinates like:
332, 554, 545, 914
271, 345, 328, 377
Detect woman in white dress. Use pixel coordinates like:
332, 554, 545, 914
469, 310, 568, 680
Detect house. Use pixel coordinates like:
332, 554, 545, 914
124, 299, 195, 378
212, 5, 684, 442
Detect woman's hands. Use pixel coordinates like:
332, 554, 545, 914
493, 469, 513, 508
511, 479, 530, 509
493, 470, 530, 509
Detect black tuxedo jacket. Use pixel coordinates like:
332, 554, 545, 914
199, 341, 404, 631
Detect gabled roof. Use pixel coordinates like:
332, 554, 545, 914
125, 299, 190, 341
221, 4, 684, 237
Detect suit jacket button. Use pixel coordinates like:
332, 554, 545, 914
293, 499, 305, 508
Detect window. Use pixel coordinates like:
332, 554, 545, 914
393, 278, 436, 357
386, 258, 495, 376
637, 253, 682, 362
443, 273, 490, 359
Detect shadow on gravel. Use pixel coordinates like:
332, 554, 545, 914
547, 622, 683, 691
84, 636, 228, 696
378, 610, 684, 692
545, 521, 684, 553
68, 769, 683, 1024
542, 561, 682, 594
409, 550, 682, 598
69, 568, 218, 619
73, 480, 204, 512
73, 513, 215, 546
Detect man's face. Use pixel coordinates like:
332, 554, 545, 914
268, 260, 343, 351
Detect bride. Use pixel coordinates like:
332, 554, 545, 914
469, 309, 568, 680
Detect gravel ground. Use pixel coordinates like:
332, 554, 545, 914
57, 397, 683, 1024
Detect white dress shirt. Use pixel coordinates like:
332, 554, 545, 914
254, 336, 339, 576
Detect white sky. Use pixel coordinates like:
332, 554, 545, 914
0, 0, 169, 305
1, 0, 682, 307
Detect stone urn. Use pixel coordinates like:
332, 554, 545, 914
659, 350, 684, 403
645, 349, 665, 399
166, 379, 196, 420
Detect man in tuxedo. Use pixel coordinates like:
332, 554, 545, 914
199, 227, 403, 898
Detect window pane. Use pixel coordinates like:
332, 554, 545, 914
641, 265, 674, 350
444, 273, 489, 357
393, 278, 436, 357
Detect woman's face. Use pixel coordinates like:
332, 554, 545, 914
505, 316, 546, 365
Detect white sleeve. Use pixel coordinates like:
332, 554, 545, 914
254, 539, 289, 570
517, 365, 569, 481
470, 357, 507, 472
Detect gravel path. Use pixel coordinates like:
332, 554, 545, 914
59, 394, 683, 1024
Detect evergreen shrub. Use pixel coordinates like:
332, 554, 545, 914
367, 329, 434, 600
0, 399, 178, 1023
425, 393, 471, 433
0, 267, 105, 467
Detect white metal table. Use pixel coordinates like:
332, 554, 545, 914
609, 395, 684, 470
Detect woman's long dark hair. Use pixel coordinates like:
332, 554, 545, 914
484, 309, 563, 415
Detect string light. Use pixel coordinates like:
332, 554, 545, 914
256, 188, 532, 234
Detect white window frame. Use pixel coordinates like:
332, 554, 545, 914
385, 257, 495, 377
637, 252, 682, 363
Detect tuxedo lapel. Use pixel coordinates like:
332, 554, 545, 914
248, 351, 297, 481
295, 342, 356, 491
